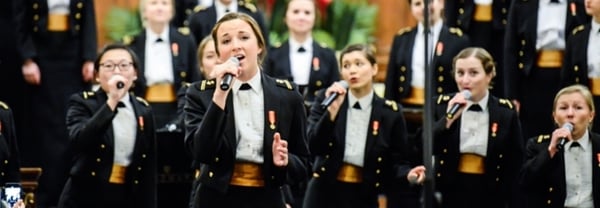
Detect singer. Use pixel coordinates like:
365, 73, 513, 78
303, 44, 425, 208
520, 84, 600, 208
184, 13, 309, 208
429, 47, 523, 207
60, 44, 157, 208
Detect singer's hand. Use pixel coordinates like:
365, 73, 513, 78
272, 132, 288, 167
211, 58, 241, 109
445, 93, 468, 128
106, 75, 128, 110
82, 61, 95, 82
548, 125, 572, 158
407, 165, 426, 184
22, 59, 41, 85
325, 83, 347, 121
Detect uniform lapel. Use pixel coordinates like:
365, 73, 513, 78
591, 133, 600, 206
364, 96, 382, 158
129, 93, 146, 156
261, 76, 279, 157
97, 90, 116, 149
486, 97, 499, 163
336, 97, 350, 151
281, 42, 293, 79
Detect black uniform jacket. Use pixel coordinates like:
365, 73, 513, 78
445, 0, 510, 31
503, 0, 589, 99
263, 40, 340, 106
17, 0, 97, 62
62, 90, 157, 208
187, 3, 268, 45
560, 24, 591, 87
384, 26, 470, 102
432, 93, 524, 203
305, 91, 412, 195
127, 26, 201, 97
184, 73, 310, 193
0, 101, 21, 185
519, 132, 600, 208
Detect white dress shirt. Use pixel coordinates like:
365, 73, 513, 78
564, 132, 594, 208
215, 0, 238, 22
536, 0, 567, 50
112, 94, 137, 166
588, 21, 600, 78
343, 91, 374, 167
48, 0, 70, 14
459, 91, 490, 157
411, 20, 443, 88
233, 72, 265, 164
288, 37, 313, 85
144, 26, 175, 86
474, 0, 493, 5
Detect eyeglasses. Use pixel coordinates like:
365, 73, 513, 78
99, 62, 134, 72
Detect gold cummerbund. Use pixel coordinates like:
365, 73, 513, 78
48, 14, 69, 31
458, 153, 485, 174
402, 87, 424, 106
473, 4, 493, 22
590, 78, 600, 96
537, 50, 564, 69
336, 163, 363, 183
109, 164, 127, 184
145, 83, 176, 103
229, 162, 265, 187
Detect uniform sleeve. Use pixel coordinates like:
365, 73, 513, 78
184, 86, 227, 163
81, 0, 97, 61
1, 108, 21, 183
65, 94, 116, 152
306, 89, 337, 156
518, 137, 555, 191
384, 35, 401, 101
503, 2, 519, 99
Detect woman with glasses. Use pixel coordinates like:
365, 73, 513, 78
59, 44, 157, 208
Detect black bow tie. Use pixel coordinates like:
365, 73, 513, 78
239, 83, 252, 90
298, 47, 306, 53
352, 102, 362, 110
468, 104, 482, 112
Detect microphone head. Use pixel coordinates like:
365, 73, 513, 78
338, 80, 349, 89
563, 122, 574, 132
462, 90, 472, 100
229, 57, 240, 65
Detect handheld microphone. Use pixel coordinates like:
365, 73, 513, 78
556, 122, 574, 151
320, 81, 349, 109
116, 81, 125, 89
445, 90, 472, 119
220, 57, 240, 91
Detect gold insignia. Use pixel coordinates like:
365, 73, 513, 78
572, 25, 585, 35
437, 95, 450, 104
82, 91, 95, 99
449, 27, 463, 37
396, 27, 412, 36
199, 79, 216, 91
193, 5, 207, 13
536, 134, 551, 143
178, 27, 190, 36
122, 35, 133, 45
385, 100, 399, 112
0, 101, 8, 110
136, 97, 150, 107
275, 79, 293, 90
498, 99, 514, 109
240, 1, 257, 13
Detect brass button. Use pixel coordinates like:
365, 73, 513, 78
96, 158, 101, 162
574, 65, 579, 71
443, 148, 448, 153
316, 80, 322, 87
377, 157, 382, 162
400, 76, 405, 82
440, 160, 444, 165
328, 142, 333, 147
134, 180, 139, 184
518, 63, 524, 69
77, 2, 83, 8
321, 167, 326, 172
437, 173, 441, 177
438, 76, 444, 82
142, 154, 147, 158
376, 169, 381, 174
375, 182, 380, 187
438, 66, 443, 72
214, 157, 219, 162
138, 166, 142, 171
437, 87, 443, 93
91, 171, 96, 176
401, 66, 406, 72
459, 8, 464, 14
101, 144, 106, 149
75, 13, 81, 19
181, 71, 187, 78
34, 15, 39, 21
209, 171, 214, 177
521, 40, 526, 46
399, 87, 404, 92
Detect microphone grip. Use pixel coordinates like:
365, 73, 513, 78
116, 81, 125, 89
446, 103, 462, 119
557, 137, 568, 151
320, 93, 339, 109
220, 73, 233, 91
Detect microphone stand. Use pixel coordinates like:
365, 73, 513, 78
421, 0, 435, 207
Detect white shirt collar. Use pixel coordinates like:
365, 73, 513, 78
418, 19, 443, 36
467, 90, 490, 111
347, 90, 374, 110
289, 37, 313, 53
592, 20, 600, 34
571, 130, 591, 152
145, 25, 170, 43
232, 70, 262, 94
215, 0, 238, 14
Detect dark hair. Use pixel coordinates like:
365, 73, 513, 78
210, 12, 267, 63
94, 43, 140, 72
339, 44, 377, 66
452, 47, 496, 77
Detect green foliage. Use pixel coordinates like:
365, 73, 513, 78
269, 0, 378, 50
104, 6, 142, 42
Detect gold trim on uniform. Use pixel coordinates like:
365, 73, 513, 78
145, 83, 176, 102
536, 50, 564, 68
589, 78, 600, 96
109, 164, 127, 184
473, 4, 493, 22
229, 162, 265, 187
458, 153, 485, 174
402, 87, 424, 105
48, 14, 69, 31
336, 163, 363, 183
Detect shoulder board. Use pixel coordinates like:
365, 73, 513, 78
122, 35, 133, 45
449, 27, 463, 37
82, 91, 96, 99
178, 27, 190, 36
275, 79, 293, 90
384, 100, 399, 112
536, 134, 551, 143
240, 1, 257, 13
193, 5, 207, 13
572, 25, 585, 35
136, 97, 149, 107
498, 98, 514, 109
198, 79, 217, 91
0, 101, 8, 110
396, 27, 412, 36
184, 82, 191, 88
436, 95, 450, 104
